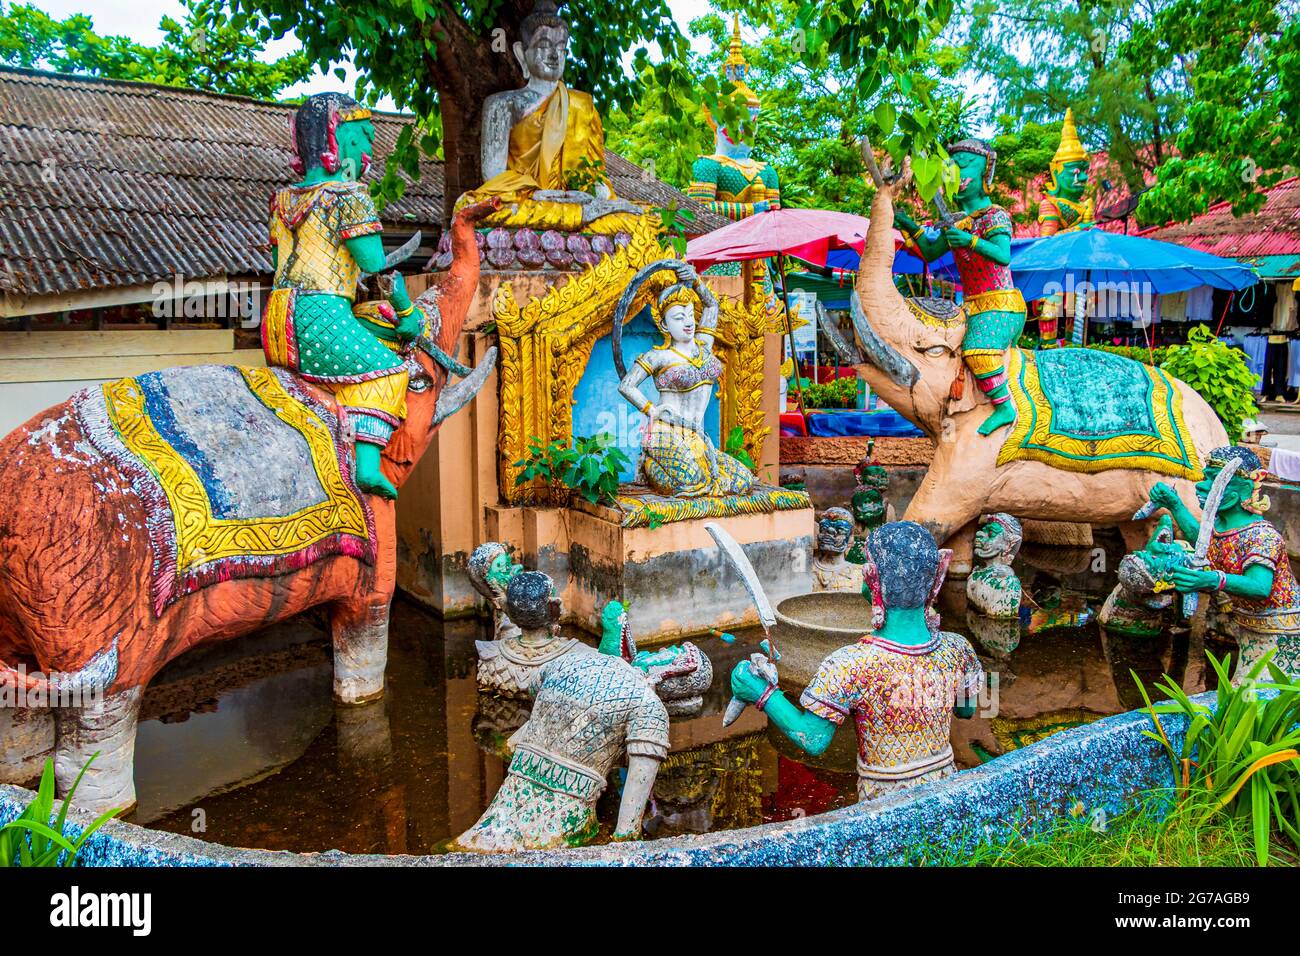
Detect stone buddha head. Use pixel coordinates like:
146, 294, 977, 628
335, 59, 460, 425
974, 513, 1023, 568
862, 521, 951, 631
947, 138, 997, 204
514, 0, 568, 84
289, 92, 375, 181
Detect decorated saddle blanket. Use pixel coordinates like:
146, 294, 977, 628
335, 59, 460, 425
997, 347, 1202, 480
75, 365, 376, 616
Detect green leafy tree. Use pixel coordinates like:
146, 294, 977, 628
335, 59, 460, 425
1160, 325, 1259, 438
608, 1, 975, 212
1129, 0, 1299, 222
0, 0, 312, 100
958, 0, 1189, 199
233, 0, 960, 216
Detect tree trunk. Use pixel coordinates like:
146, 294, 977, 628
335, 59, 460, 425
426, 4, 532, 223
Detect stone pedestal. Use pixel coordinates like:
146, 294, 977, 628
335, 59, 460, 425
486, 500, 814, 645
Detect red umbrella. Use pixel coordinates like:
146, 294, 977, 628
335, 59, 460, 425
685, 208, 898, 269
685, 208, 904, 414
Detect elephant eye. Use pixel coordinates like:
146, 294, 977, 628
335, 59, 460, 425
921, 345, 950, 357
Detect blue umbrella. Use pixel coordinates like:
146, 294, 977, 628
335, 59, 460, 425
825, 245, 960, 280
1010, 228, 1259, 301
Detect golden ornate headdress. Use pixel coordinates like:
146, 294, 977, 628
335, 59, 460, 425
1048, 109, 1089, 184
704, 15, 761, 132
654, 283, 703, 326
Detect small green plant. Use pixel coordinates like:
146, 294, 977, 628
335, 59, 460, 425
802, 375, 859, 409
1160, 325, 1259, 439
723, 426, 756, 472
652, 203, 696, 257
1, 753, 121, 867
514, 432, 631, 506
1133, 650, 1300, 866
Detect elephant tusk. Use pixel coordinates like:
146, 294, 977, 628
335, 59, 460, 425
433, 346, 498, 426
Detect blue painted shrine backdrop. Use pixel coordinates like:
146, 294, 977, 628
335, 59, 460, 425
571, 306, 721, 482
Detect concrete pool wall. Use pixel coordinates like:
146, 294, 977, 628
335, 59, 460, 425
0, 692, 1197, 867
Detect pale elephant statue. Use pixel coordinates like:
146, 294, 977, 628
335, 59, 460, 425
848, 153, 1228, 574
0, 198, 499, 815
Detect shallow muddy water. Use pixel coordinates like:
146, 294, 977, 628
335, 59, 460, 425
132, 542, 1235, 855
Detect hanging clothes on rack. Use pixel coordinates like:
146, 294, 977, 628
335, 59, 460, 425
1185, 285, 1214, 324
1240, 331, 1268, 391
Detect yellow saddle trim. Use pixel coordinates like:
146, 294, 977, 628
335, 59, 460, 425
103, 367, 370, 573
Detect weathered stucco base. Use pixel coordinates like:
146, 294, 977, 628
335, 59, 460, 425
486, 502, 815, 644
0, 691, 1197, 866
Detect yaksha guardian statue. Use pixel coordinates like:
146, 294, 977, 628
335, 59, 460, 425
262, 93, 423, 499
453, 0, 641, 234
729, 521, 984, 801
812, 507, 863, 593
893, 139, 1026, 436
686, 15, 781, 224
1036, 109, 1094, 348
967, 513, 1024, 619
1147, 446, 1300, 681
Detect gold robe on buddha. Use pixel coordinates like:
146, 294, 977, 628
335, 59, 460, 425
455, 84, 641, 234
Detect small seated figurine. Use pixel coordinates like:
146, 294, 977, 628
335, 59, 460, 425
967, 513, 1024, 619
1147, 446, 1300, 681
452, 599, 675, 853
452, 0, 642, 235
613, 260, 756, 499
599, 600, 713, 717
812, 507, 863, 593
846, 454, 891, 564
729, 521, 984, 802
474, 570, 593, 697
468, 541, 523, 641
1097, 514, 1189, 637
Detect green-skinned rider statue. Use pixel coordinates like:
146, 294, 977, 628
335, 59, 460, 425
261, 93, 422, 499
893, 140, 1026, 436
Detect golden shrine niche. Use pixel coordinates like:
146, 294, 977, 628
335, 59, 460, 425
492, 213, 792, 506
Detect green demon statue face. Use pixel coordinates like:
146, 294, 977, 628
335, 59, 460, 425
951, 150, 988, 204
851, 487, 885, 528
335, 119, 376, 182
1117, 514, 1190, 595
487, 550, 523, 590
1051, 159, 1089, 201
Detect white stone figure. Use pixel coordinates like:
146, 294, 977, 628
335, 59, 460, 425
811, 506, 864, 593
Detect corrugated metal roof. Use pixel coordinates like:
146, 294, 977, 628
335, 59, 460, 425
1139, 178, 1300, 259
0, 67, 727, 300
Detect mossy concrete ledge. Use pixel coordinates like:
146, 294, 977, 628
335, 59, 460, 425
0, 695, 1196, 867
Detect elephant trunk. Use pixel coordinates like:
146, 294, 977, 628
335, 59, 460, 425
851, 188, 920, 393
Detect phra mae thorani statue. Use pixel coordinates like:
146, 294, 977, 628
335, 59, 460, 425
893, 139, 1025, 436
468, 541, 523, 641
454, 599, 701, 852
967, 513, 1024, 619
452, 0, 641, 234
613, 260, 756, 498
1146, 446, 1300, 681
728, 521, 984, 801
262, 93, 429, 498
812, 507, 863, 593
1035, 109, 1094, 348
474, 570, 592, 697
685, 16, 780, 225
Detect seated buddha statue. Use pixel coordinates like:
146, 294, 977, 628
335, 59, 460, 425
613, 261, 756, 499
453, 0, 642, 235
685, 16, 781, 224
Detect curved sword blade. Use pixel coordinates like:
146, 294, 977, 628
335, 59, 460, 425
705, 521, 777, 635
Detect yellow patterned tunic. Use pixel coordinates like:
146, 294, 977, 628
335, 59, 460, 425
801, 632, 984, 801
